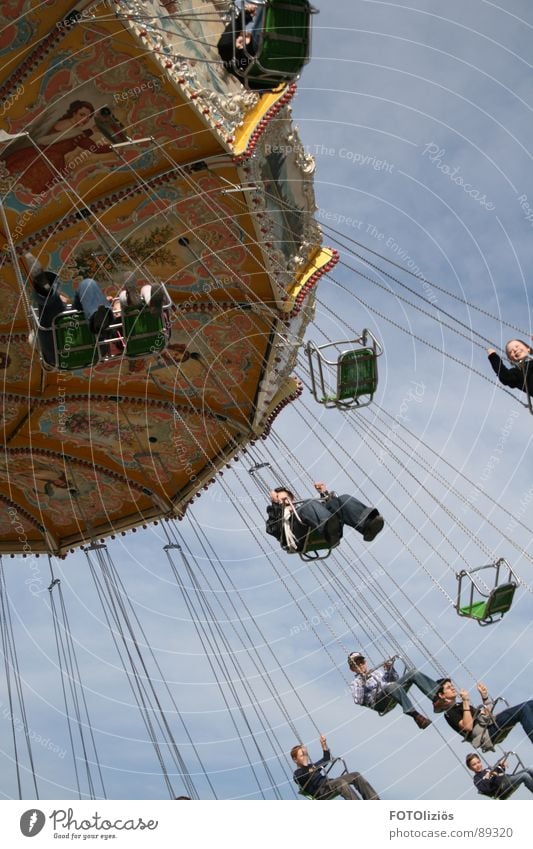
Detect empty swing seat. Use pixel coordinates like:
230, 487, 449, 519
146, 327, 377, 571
243, 0, 314, 90
456, 559, 518, 626
337, 348, 378, 402
305, 331, 383, 410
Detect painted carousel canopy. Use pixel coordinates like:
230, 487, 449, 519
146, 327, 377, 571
0, 0, 334, 556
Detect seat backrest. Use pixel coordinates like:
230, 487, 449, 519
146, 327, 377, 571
483, 583, 517, 617
490, 724, 514, 746
337, 349, 378, 400
122, 308, 166, 358
53, 312, 100, 370
244, 0, 312, 86
298, 515, 343, 560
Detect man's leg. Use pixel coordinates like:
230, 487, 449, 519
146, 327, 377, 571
73, 278, 111, 333
498, 770, 533, 795
324, 777, 360, 800
381, 681, 416, 714
297, 498, 336, 533
328, 495, 384, 540
344, 770, 380, 800
396, 669, 441, 702
380, 681, 432, 728
493, 701, 533, 744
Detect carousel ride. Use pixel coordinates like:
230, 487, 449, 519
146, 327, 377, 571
0, 0, 331, 556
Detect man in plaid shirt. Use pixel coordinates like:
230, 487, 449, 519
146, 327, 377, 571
349, 652, 439, 730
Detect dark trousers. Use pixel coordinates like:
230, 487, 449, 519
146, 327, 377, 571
321, 771, 380, 800
376, 669, 440, 715
488, 701, 533, 745
297, 494, 372, 536
498, 769, 533, 796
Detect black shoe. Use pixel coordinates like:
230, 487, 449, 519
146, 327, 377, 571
122, 271, 143, 308
148, 283, 165, 313
362, 512, 384, 541
90, 305, 113, 335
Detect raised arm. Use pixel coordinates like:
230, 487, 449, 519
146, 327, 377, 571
487, 351, 524, 389
458, 688, 474, 732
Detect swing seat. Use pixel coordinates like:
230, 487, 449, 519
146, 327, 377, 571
52, 311, 101, 370
296, 757, 347, 800
459, 583, 517, 623
242, 0, 314, 90
477, 751, 525, 800
305, 331, 383, 410
337, 348, 378, 401
456, 560, 518, 626
122, 307, 167, 358
283, 514, 342, 561
375, 694, 398, 717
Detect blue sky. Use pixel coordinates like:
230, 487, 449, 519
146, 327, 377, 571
1, 0, 533, 802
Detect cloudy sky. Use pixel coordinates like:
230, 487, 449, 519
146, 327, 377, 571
1, 0, 533, 803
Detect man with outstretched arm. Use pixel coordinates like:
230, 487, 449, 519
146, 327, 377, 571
291, 735, 380, 800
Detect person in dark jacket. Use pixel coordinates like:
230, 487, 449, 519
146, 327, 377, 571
433, 679, 533, 752
487, 339, 533, 397
265, 482, 384, 551
466, 753, 533, 798
291, 735, 380, 800
217, 3, 265, 88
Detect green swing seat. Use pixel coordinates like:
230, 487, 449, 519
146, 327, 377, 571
33, 301, 169, 371
456, 559, 518, 626
459, 583, 517, 622
337, 348, 379, 402
122, 307, 166, 358
297, 514, 343, 561
306, 330, 383, 410
477, 751, 525, 800
296, 757, 348, 800
283, 512, 343, 561
53, 311, 102, 370
242, 0, 314, 91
